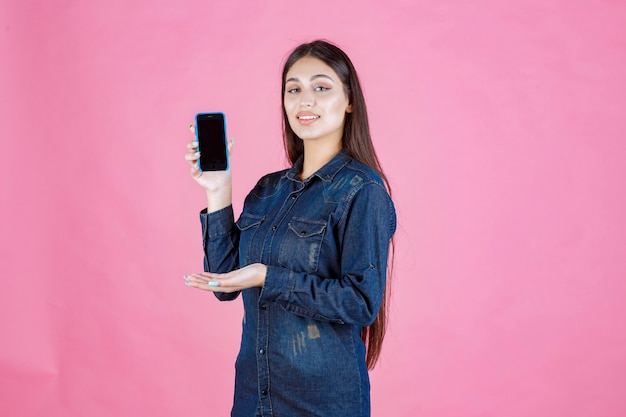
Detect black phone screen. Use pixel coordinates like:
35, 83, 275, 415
196, 113, 228, 171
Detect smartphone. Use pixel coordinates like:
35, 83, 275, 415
194, 112, 229, 171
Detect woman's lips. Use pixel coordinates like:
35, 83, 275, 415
296, 112, 320, 125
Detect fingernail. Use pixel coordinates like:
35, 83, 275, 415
188, 124, 193, 129
185, 282, 191, 286
194, 151, 200, 157
183, 275, 189, 281
208, 281, 219, 287
193, 141, 198, 146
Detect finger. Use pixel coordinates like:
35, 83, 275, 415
184, 275, 242, 293
184, 274, 214, 291
185, 273, 210, 283
184, 150, 200, 163
192, 271, 223, 279
184, 279, 205, 290
185, 271, 249, 292
189, 123, 196, 135
186, 155, 200, 171
185, 137, 200, 166
185, 272, 224, 285
202, 280, 244, 293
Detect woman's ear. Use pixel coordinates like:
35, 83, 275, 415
346, 103, 353, 113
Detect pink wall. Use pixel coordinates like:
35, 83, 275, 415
2, 1, 625, 416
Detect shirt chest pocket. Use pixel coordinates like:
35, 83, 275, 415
235, 213, 265, 264
278, 218, 327, 273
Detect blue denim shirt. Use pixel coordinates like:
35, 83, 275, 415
200, 151, 396, 417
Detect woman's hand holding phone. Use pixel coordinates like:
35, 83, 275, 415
185, 124, 234, 213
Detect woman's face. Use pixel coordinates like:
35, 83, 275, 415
284, 56, 352, 147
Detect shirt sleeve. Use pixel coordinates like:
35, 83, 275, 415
259, 182, 396, 326
200, 205, 241, 301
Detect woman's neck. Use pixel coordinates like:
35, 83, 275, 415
300, 140, 342, 180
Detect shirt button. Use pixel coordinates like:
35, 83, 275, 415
261, 389, 268, 396
272, 226, 277, 231
259, 349, 265, 354
260, 305, 267, 310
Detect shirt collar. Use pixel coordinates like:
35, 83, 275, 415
284, 151, 352, 183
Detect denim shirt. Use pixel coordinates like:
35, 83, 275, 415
200, 151, 396, 417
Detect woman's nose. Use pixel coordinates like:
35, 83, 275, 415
299, 88, 314, 107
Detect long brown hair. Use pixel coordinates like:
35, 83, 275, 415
281, 40, 394, 369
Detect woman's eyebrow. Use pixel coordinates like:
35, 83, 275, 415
311, 74, 334, 82
286, 74, 335, 83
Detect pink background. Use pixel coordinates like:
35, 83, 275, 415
2, 0, 625, 416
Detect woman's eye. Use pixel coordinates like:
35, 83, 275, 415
286, 87, 299, 94
315, 86, 330, 92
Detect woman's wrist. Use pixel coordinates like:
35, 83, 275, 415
255, 263, 268, 287
205, 186, 232, 213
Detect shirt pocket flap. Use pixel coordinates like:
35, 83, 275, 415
236, 213, 265, 231
287, 218, 326, 238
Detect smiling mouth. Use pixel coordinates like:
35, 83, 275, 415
297, 115, 320, 121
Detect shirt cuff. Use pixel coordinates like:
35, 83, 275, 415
260, 265, 293, 304
200, 205, 235, 240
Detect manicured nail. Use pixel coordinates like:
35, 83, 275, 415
183, 275, 190, 281
194, 151, 200, 157
185, 282, 191, 286
208, 281, 219, 287
193, 141, 198, 146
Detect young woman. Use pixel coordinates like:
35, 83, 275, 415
185, 40, 396, 417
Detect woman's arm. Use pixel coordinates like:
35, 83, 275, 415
187, 182, 396, 325
185, 126, 240, 300
198, 205, 242, 301
261, 183, 396, 326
